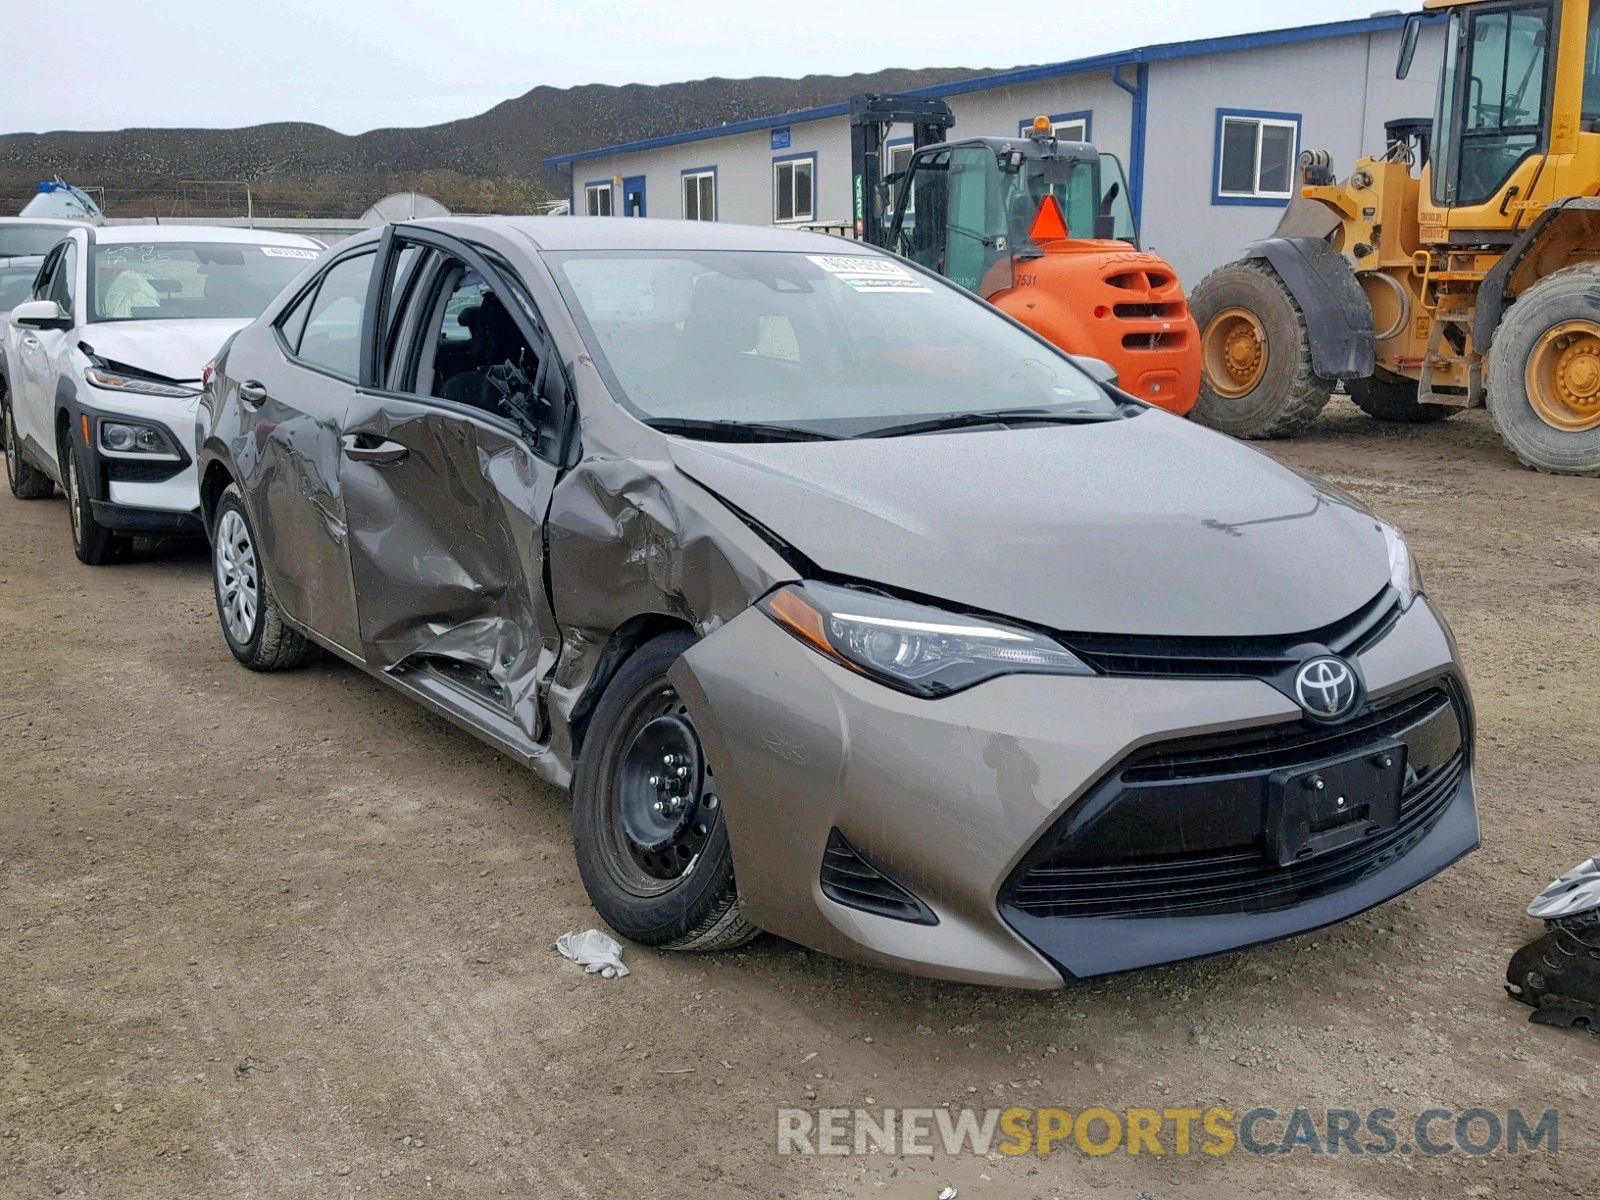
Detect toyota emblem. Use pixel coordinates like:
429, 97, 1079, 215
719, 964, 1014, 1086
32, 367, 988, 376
1294, 656, 1360, 721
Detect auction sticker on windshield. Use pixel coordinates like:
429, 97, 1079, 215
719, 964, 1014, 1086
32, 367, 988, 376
807, 255, 930, 294
260, 246, 321, 260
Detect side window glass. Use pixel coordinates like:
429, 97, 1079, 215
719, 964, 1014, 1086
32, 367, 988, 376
47, 243, 77, 315
32, 247, 60, 303
412, 261, 541, 425
277, 284, 316, 355
379, 243, 423, 370
296, 251, 376, 380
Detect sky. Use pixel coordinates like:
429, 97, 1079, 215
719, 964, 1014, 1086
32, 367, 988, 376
2, 0, 1405, 136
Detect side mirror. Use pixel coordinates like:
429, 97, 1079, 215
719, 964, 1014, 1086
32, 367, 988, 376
1397, 15, 1422, 80
1070, 354, 1119, 388
11, 299, 70, 329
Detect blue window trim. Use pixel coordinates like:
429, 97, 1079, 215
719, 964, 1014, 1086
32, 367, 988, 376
679, 165, 718, 221
1212, 108, 1302, 208
772, 151, 818, 223
581, 178, 615, 217
1016, 110, 1093, 140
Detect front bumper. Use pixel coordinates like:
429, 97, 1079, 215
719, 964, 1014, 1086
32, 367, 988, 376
670, 597, 1477, 989
65, 391, 204, 534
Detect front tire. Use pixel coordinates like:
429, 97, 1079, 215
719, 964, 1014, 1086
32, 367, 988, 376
64, 438, 131, 565
1190, 259, 1332, 438
572, 631, 759, 952
1347, 369, 1457, 423
211, 484, 318, 671
4, 392, 53, 499
1487, 263, 1600, 475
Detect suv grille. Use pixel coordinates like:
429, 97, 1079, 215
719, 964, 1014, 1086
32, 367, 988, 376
1000, 683, 1469, 921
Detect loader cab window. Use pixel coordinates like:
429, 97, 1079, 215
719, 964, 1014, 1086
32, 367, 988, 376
899, 146, 1012, 299
1436, 3, 1550, 207
1584, 0, 1600, 125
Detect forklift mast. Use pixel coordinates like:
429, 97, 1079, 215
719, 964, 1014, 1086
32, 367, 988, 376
849, 94, 956, 246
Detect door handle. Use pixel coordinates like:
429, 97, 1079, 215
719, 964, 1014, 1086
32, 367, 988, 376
238, 380, 269, 406
21, 334, 40, 349
341, 434, 409, 464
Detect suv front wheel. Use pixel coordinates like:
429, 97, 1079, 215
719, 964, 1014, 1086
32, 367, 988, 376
64, 437, 131, 564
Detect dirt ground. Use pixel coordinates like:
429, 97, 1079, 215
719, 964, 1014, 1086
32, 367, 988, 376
2, 399, 1597, 1200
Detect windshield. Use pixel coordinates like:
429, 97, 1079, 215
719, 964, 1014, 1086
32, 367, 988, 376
0, 225, 70, 258
0, 262, 40, 312
89, 242, 319, 322
548, 249, 1120, 438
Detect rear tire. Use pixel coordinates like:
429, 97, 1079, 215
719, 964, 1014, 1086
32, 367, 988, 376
1347, 369, 1457, 423
572, 631, 759, 952
1190, 259, 1332, 438
1486, 262, 1600, 475
64, 437, 131, 565
211, 484, 319, 671
4, 392, 53, 499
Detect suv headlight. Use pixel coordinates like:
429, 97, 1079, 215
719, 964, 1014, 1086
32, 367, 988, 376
99, 418, 182, 459
759, 581, 1092, 697
1381, 522, 1423, 610
85, 366, 200, 399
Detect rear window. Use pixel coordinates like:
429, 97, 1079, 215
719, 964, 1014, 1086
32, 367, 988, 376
0, 224, 70, 258
0, 262, 40, 312
89, 242, 320, 322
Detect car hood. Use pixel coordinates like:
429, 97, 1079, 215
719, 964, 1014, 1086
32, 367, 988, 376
667, 412, 1392, 638
79, 318, 250, 383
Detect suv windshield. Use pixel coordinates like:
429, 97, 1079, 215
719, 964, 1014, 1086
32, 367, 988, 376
89, 242, 319, 322
0, 260, 41, 312
548, 249, 1121, 438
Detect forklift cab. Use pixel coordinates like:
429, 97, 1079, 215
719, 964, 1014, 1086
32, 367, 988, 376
887, 136, 1137, 299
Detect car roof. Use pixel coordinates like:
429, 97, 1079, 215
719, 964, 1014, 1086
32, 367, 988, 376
0, 255, 44, 268
413, 215, 875, 255
88, 225, 323, 248
0, 217, 92, 229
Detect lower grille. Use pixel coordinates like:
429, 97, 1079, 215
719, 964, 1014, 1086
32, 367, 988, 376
821, 830, 938, 926
1000, 682, 1469, 921
107, 458, 184, 484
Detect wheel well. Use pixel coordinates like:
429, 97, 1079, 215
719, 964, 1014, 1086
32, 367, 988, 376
199, 461, 235, 533
568, 614, 697, 761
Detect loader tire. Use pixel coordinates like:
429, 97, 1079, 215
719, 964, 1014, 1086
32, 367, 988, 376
1190, 259, 1332, 439
1486, 262, 1600, 476
1347, 369, 1457, 423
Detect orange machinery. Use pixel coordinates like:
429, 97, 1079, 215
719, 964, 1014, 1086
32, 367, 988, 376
855, 99, 1199, 414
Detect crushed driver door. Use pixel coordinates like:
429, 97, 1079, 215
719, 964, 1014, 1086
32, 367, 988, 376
338, 228, 568, 743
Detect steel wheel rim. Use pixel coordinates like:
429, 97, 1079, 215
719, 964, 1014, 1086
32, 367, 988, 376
1527, 319, 1600, 432
600, 685, 721, 899
66, 451, 83, 545
3, 407, 16, 487
1203, 307, 1269, 399
214, 509, 260, 645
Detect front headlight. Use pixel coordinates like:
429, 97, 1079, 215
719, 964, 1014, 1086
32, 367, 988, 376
85, 366, 200, 399
1382, 522, 1423, 610
99, 418, 182, 460
759, 581, 1093, 698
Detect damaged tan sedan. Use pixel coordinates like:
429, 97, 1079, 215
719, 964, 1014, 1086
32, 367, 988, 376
197, 218, 1477, 987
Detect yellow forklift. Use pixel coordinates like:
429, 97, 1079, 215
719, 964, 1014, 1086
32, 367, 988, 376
1188, 0, 1600, 474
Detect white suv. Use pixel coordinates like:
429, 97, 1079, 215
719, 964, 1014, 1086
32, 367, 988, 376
2, 225, 322, 563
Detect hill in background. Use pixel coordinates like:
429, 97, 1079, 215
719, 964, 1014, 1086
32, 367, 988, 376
0, 67, 994, 218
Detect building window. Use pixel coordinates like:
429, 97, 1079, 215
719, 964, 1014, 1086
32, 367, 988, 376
585, 182, 614, 217
682, 168, 716, 221
1214, 110, 1301, 205
1018, 111, 1092, 142
774, 155, 815, 223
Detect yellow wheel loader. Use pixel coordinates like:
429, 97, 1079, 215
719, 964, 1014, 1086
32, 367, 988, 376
1188, 0, 1600, 474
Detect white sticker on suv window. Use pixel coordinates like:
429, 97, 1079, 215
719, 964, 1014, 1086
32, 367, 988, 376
260, 246, 321, 260
806, 255, 930, 294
